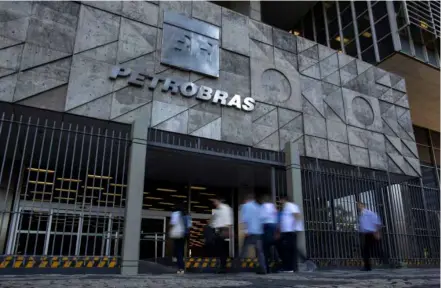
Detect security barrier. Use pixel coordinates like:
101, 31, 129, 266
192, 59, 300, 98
0, 256, 119, 269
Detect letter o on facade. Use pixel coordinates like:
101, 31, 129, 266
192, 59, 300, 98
180, 82, 199, 97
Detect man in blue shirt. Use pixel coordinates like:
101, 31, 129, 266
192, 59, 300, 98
237, 193, 266, 274
260, 194, 278, 273
358, 202, 381, 271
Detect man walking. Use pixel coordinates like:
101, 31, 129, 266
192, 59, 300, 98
293, 203, 317, 272
210, 197, 233, 273
357, 202, 382, 271
237, 193, 266, 274
278, 196, 301, 272
260, 194, 278, 273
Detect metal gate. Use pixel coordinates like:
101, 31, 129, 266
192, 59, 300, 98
300, 158, 440, 267
0, 112, 130, 269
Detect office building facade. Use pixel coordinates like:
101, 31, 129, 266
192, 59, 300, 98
0, 1, 438, 273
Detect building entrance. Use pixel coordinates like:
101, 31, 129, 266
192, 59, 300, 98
142, 145, 279, 261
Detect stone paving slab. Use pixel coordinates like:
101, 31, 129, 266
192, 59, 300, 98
0, 268, 439, 287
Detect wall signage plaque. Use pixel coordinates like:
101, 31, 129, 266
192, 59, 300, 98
109, 66, 255, 111
161, 11, 220, 78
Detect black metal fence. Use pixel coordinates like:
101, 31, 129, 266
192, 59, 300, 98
300, 158, 440, 267
0, 112, 131, 258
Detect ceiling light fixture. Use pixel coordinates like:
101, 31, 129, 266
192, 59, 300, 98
145, 196, 163, 200
57, 178, 81, 182
31, 191, 52, 195
53, 197, 75, 201
29, 181, 54, 185
27, 168, 55, 173
156, 188, 177, 192
81, 186, 104, 190
190, 186, 206, 190
87, 175, 113, 179
159, 202, 175, 206
194, 205, 209, 209
171, 195, 187, 198
110, 183, 127, 187
55, 188, 77, 193
102, 193, 122, 196
200, 193, 215, 196
362, 31, 372, 38
336, 36, 350, 44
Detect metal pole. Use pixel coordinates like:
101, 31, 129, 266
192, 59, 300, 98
121, 121, 148, 275
386, 0, 402, 52
367, 2, 381, 62
271, 167, 276, 204
284, 142, 306, 258
419, 178, 436, 260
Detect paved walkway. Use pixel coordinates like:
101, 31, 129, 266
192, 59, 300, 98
0, 268, 439, 287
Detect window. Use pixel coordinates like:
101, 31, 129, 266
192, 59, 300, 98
421, 166, 439, 188
371, 1, 387, 21
359, 28, 374, 51
395, 1, 407, 29
354, 1, 368, 15
304, 11, 314, 41
375, 16, 392, 40
343, 23, 355, 43
410, 25, 425, 60
339, 1, 351, 13
424, 33, 439, 67
378, 35, 395, 60
414, 126, 430, 145
326, 2, 338, 22
340, 5, 353, 28
399, 27, 412, 55
430, 131, 440, 148
314, 3, 327, 46
361, 45, 376, 64
418, 144, 434, 165
357, 12, 371, 33
345, 39, 358, 57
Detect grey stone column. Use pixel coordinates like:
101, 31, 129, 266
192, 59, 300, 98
284, 142, 306, 258
121, 121, 148, 275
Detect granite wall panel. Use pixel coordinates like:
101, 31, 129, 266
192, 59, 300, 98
0, 1, 421, 176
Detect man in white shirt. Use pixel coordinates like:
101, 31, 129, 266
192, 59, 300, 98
293, 204, 317, 272
278, 196, 301, 272
357, 202, 382, 271
210, 197, 233, 273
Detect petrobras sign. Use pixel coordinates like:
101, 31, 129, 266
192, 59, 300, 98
109, 66, 256, 112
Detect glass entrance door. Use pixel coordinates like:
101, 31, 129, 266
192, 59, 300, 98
139, 217, 166, 260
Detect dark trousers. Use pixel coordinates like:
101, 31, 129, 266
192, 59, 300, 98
280, 232, 298, 271
361, 232, 388, 269
262, 224, 276, 272
214, 228, 229, 270
174, 238, 185, 270
362, 233, 376, 269
239, 234, 266, 273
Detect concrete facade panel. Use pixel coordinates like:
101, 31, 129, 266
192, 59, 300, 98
0, 1, 420, 175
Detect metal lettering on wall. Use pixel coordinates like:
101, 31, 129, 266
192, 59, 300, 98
109, 66, 255, 112
161, 11, 220, 78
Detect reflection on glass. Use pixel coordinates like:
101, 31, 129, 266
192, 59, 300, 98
188, 219, 209, 257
